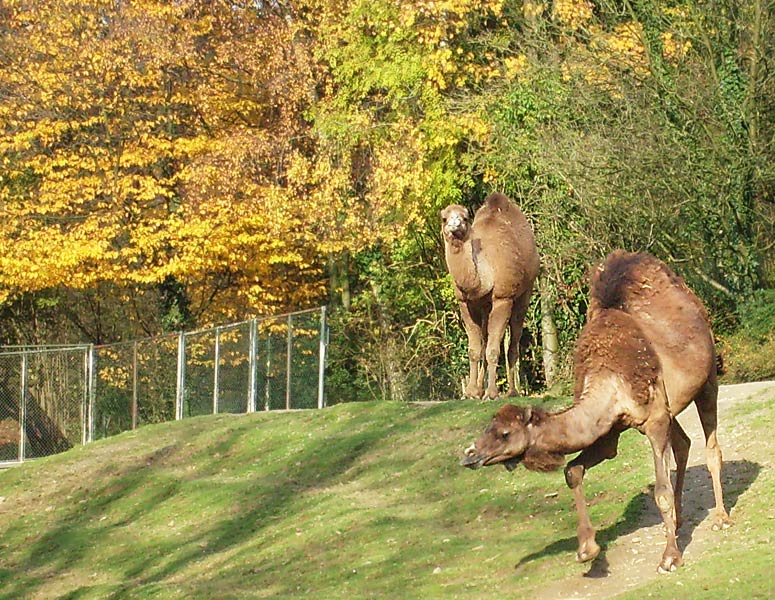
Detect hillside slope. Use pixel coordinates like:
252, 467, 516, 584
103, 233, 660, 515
0, 384, 773, 600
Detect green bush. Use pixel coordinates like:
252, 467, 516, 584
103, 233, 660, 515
719, 289, 775, 383
736, 289, 775, 342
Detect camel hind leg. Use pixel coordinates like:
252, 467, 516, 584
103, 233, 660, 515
694, 379, 732, 530
506, 288, 532, 397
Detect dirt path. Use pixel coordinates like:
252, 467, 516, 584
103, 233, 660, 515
534, 380, 775, 600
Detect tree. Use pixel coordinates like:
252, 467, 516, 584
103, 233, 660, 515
466, 0, 775, 378
0, 0, 329, 342
299, 0, 518, 399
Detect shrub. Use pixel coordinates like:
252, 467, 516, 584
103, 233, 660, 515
718, 290, 775, 384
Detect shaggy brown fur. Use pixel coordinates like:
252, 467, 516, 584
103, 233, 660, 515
441, 193, 539, 399
462, 251, 731, 573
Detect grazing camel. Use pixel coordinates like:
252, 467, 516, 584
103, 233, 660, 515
588, 251, 731, 533
461, 251, 731, 573
441, 193, 539, 399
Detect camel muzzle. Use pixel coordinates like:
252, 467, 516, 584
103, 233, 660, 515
444, 220, 468, 240
460, 451, 524, 471
460, 443, 484, 469
460, 452, 485, 469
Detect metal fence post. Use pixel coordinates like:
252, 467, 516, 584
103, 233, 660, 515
84, 344, 95, 444
132, 341, 138, 430
19, 352, 27, 462
318, 306, 327, 409
285, 314, 293, 410
176, 332, 186, 420
213, 327, 221, 415
265, 335, 271, 411
248, 318, 257, 413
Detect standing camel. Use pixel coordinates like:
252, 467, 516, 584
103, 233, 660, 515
440, 193, 539, 399
461, 250, 731, 572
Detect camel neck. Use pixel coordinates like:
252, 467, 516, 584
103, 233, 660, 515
445, 237, 480, 293
529, 398, 618, 456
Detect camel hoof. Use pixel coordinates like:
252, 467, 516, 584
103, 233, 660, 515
657, 564, 677, 575
711, 511, 733, 531
657, 551, 683, 574
576, 542, 600, 563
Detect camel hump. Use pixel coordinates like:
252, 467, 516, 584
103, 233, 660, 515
483, 192, 513, 211
589, 250, 645, 311
589, 250, 689, 312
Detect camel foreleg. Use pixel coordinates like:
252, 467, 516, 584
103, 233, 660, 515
484, 298, 513, 399
459, 301, 485, 398
565, 465, 600, 563
670, 419, 691, 530
564, 431, 622, 563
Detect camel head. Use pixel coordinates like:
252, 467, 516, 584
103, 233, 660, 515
460, 404, 533, 471
440, 204, 471, 242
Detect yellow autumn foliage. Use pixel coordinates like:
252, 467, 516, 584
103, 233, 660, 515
0, 0, 705, 331
0, 0, 351, 320
553, 0, 594, 31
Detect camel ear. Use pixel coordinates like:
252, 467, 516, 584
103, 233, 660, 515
522, 406, 532, 424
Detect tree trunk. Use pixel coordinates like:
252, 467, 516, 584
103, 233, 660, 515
369, 279, 408, 402
540, 282, 559, 387
328, 253, 351, 311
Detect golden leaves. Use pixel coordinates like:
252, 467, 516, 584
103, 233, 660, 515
0, 0, 700, 324
662, 31, 692, 62
0, 0, 327, 318
553, 0, 594, 31
504, 55, 530, 81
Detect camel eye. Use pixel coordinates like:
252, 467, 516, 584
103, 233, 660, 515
500, 430, 510, 440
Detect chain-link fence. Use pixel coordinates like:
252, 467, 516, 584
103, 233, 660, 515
0, 307, 328, 465
0, 345, 90, 465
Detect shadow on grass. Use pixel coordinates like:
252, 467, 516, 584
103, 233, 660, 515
0, 402, 444, 600
514, 459, 761, 574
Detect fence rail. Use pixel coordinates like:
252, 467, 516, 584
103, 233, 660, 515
0, 307, 328, 466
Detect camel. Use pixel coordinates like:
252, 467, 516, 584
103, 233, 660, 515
461, 250, 731, 573
441, 193, 539, 399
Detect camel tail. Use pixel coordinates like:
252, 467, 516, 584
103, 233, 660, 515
716, 351, 725, 376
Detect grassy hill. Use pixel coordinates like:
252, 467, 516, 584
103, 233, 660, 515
0, 392, 773, 599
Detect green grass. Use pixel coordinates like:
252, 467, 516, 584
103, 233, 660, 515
0, 393, 771, 599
